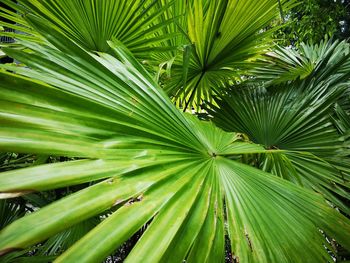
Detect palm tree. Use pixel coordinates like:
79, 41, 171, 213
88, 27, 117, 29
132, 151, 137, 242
0, 0, 349, 262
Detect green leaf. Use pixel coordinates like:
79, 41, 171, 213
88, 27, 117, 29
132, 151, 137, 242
1, 0, 177, 56
162, 0, 297, 110
0, 8, 349, 262
252, 39, 350, 86
207, 81, 350, 214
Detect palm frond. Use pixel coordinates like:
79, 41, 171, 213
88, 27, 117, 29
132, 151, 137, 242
252, 39, 350, 86
0, 11, 349, 263
0, 0, 177, 56
207, 83, 350, 214
162, 0, 296, 110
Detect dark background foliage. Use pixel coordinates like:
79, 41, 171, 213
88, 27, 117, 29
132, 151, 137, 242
275, 0, 350, 46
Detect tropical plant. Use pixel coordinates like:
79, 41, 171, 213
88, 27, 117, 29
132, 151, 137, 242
207, 81, 350, 213
206, 39, 350, 212
0, 0, 178, 55
0, 1, 350, 263
251, 39, 350, 85
0, 0, 297, 110
158, 0, 297, 110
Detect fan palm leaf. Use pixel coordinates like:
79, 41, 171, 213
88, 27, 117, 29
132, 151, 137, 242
252, 39, 350, 86
0, 0, 177, 56
207, 82, 350, 214
0, 15, 349, 263
161, 0, 297, 110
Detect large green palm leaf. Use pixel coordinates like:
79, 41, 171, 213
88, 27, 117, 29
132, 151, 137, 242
0, 16, 349, 263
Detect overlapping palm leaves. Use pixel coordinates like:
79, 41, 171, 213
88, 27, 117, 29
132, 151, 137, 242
0, 1, 350, 263
1, 0, 296, 110
207, 38, 350, 216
